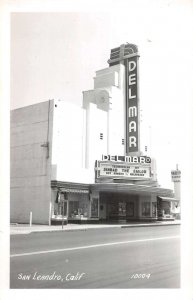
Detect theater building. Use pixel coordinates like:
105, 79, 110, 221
10, 43, 178, 225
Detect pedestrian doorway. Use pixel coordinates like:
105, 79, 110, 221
99, 192, 139, 222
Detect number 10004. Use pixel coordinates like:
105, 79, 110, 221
131, 274, 151, 279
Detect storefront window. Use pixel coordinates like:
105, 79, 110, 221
91, 198, 99, 218
118, 202, 126, 216
69, 201, 89, 218
69, 201, 79, 216
142, 202, 150, 216
162, 201, 171, 215
54, 192, 89, 218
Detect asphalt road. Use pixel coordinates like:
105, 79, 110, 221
10, 225, 180, 289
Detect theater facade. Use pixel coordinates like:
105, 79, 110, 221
10, 44, 179, 225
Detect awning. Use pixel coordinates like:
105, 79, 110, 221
91, 182, 173, 196
158, 196, 180, 202
60, 188, 89, 194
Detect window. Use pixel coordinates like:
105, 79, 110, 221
69, 201, 79, 216
142, 202, 150, 216
118, 202, 126, 216
69, 201, 89, 218
162, 201, 171, 215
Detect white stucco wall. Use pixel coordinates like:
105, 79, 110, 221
51, 100, 93, 183
82, 63, 126, 172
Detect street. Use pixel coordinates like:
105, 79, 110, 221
10, 225, 180, 289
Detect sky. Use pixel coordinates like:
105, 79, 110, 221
9, 0, 193, 189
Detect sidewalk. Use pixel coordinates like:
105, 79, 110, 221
10, 220, 181, 235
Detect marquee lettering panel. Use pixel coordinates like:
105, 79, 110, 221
96, 161, 151, 180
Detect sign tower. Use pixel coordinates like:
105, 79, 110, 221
108, 43, 140, 155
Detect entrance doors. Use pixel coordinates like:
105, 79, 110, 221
99, 202, 106, 220
99, 192, 139, 221
118, 202, 126, 218
126, 202, 134, 218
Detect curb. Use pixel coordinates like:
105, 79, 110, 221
10, 222, 181, 235
121, 223, 181, 229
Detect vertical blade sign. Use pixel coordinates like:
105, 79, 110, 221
127, 56, 138, 153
